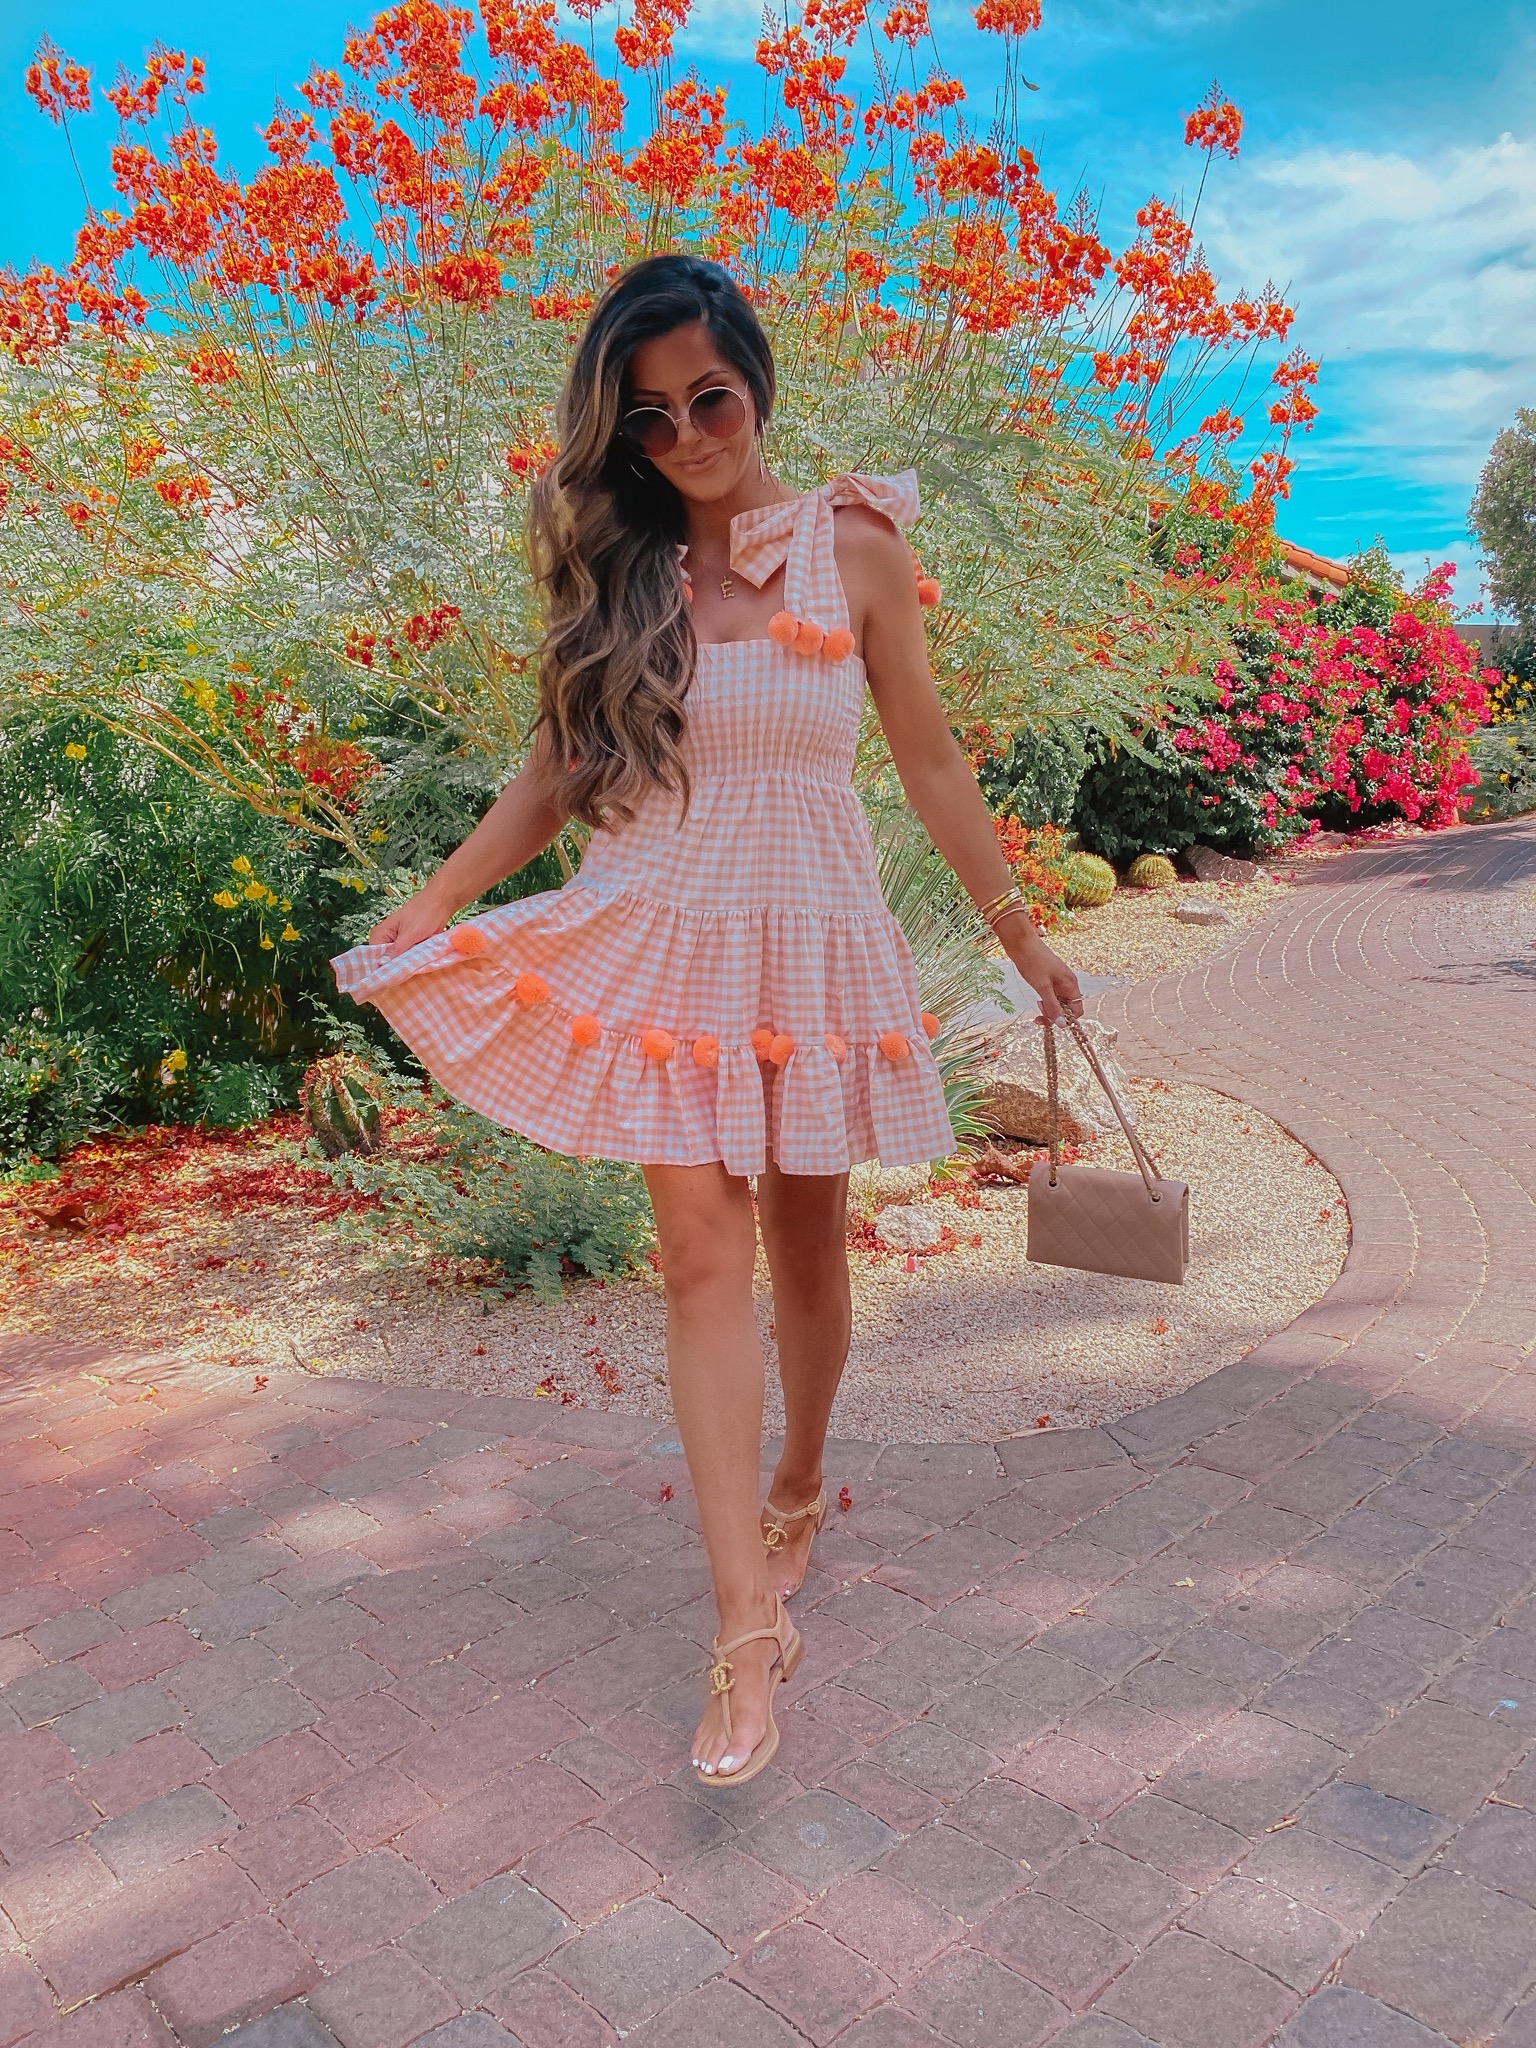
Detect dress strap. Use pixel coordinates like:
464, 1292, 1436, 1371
730, 471, 920, 635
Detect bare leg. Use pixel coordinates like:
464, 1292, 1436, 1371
757, 1162, 852, 1597
644, 1162, 781, 1777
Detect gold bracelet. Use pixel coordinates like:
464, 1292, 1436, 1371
976, 885, 1024, 923
986, 901, 1039, 934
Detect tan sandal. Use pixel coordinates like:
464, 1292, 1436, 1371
692, 1595, 803, 1788
761, 1489, 827, 1599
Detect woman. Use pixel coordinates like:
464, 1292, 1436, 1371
332, 253, 1082, 1789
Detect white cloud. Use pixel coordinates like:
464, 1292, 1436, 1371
1197, 133, 1536, 499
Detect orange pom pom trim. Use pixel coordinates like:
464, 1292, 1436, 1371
916, 578, 941, 608
767, 611, 799, 647
692, 1034, 719, 1068
570, 1015, 601, 1048
447, 924, 486, 956
750, 1028, 775, 1058
641, 1028, 675, 1062
514, 971, 550, 1007
824, 1033, 847, 1062
768, 1033, 795, 1066
878, 1030, 911, 1061
921, 1010, 941, 1039
822, 626, 855, 661
794, 620, 825, 655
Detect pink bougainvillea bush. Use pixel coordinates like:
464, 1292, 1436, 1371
1069, 549, 1495, 862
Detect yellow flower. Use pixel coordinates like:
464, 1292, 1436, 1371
280, 897, 292, 913
231, 856, 252, 875
164, 1048, 187, 1073
259, 933, 275, 950
281, 924, 301, 941
212, 889, 239, 909
369, 828, 387, 843
64, 742, 87, 760
242, 881, 264, 901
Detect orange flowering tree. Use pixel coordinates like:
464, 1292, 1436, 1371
2, 4, 1313, 876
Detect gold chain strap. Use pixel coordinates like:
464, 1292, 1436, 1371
1041, 1016, 1164, 1201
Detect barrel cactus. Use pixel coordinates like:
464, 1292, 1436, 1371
1127, 853, 1179, 890
300, 1053, 388, 1158
1063, 852, 1118, 909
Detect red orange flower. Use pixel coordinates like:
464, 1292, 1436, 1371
25, 40, 92, 123
1184, 84, 1243, 159
972, 0, 1040, 33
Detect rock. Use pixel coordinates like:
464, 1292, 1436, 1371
979, 1014, 1136, 1144
1173, 899, 1235, 927
1185, 843, 1260, 885
848, 1161, 931, 1222
874, 1203, 944, 1251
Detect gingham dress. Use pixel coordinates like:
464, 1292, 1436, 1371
330, 471, 955, 1176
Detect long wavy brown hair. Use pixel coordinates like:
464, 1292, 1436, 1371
528, 254, 775, 828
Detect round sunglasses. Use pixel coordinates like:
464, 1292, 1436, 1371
619, 383, 748, 460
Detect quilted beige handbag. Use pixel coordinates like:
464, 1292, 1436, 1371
1026, 1017, 1189, 1285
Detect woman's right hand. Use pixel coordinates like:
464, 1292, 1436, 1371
368, 889, 452, 959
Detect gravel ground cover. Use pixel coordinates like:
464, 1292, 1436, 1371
1051, 871, 1287, 980
0, 1078, 1347, 1443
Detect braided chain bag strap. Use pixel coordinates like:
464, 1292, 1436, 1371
1025, 1017, 1190, 1284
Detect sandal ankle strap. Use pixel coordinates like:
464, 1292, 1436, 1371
712, 1595, 792, 1663
762, 1491, 827, 1548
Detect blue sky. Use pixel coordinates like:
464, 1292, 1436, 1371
4, 0, 1532, 610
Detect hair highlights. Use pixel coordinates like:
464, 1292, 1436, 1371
528, 254, 775, 829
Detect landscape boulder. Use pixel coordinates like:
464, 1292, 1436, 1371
1184, 843, 1260, 885
874, 1204, 945, 1251
978, 1014, 1136, 1145
1173, 899, 1235, 927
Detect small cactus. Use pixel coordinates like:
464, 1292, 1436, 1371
300, 1052, 387, 1158
1063, 852, 1117, 909
1127, 853, 1179, 890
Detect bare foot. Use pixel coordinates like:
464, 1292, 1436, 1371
761, 1483, 825, 1600
691, 1630, 781, 1779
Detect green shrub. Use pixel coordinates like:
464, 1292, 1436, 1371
0, 714, 351, 1145
189, 1059, 302, 1132
1073, 734, 1208, 862
307, 1035, 654, 1300
975, 725, 1089, 829
1469, 713, 1536, 819
0, 1023, 119, 1167
330, 1111, 654, 1303
0, 710, 566, 1155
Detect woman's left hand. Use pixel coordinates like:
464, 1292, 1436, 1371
999, 920, 1084, 1023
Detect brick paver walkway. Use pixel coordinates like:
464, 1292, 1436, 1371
3, 816, 1535, 2048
